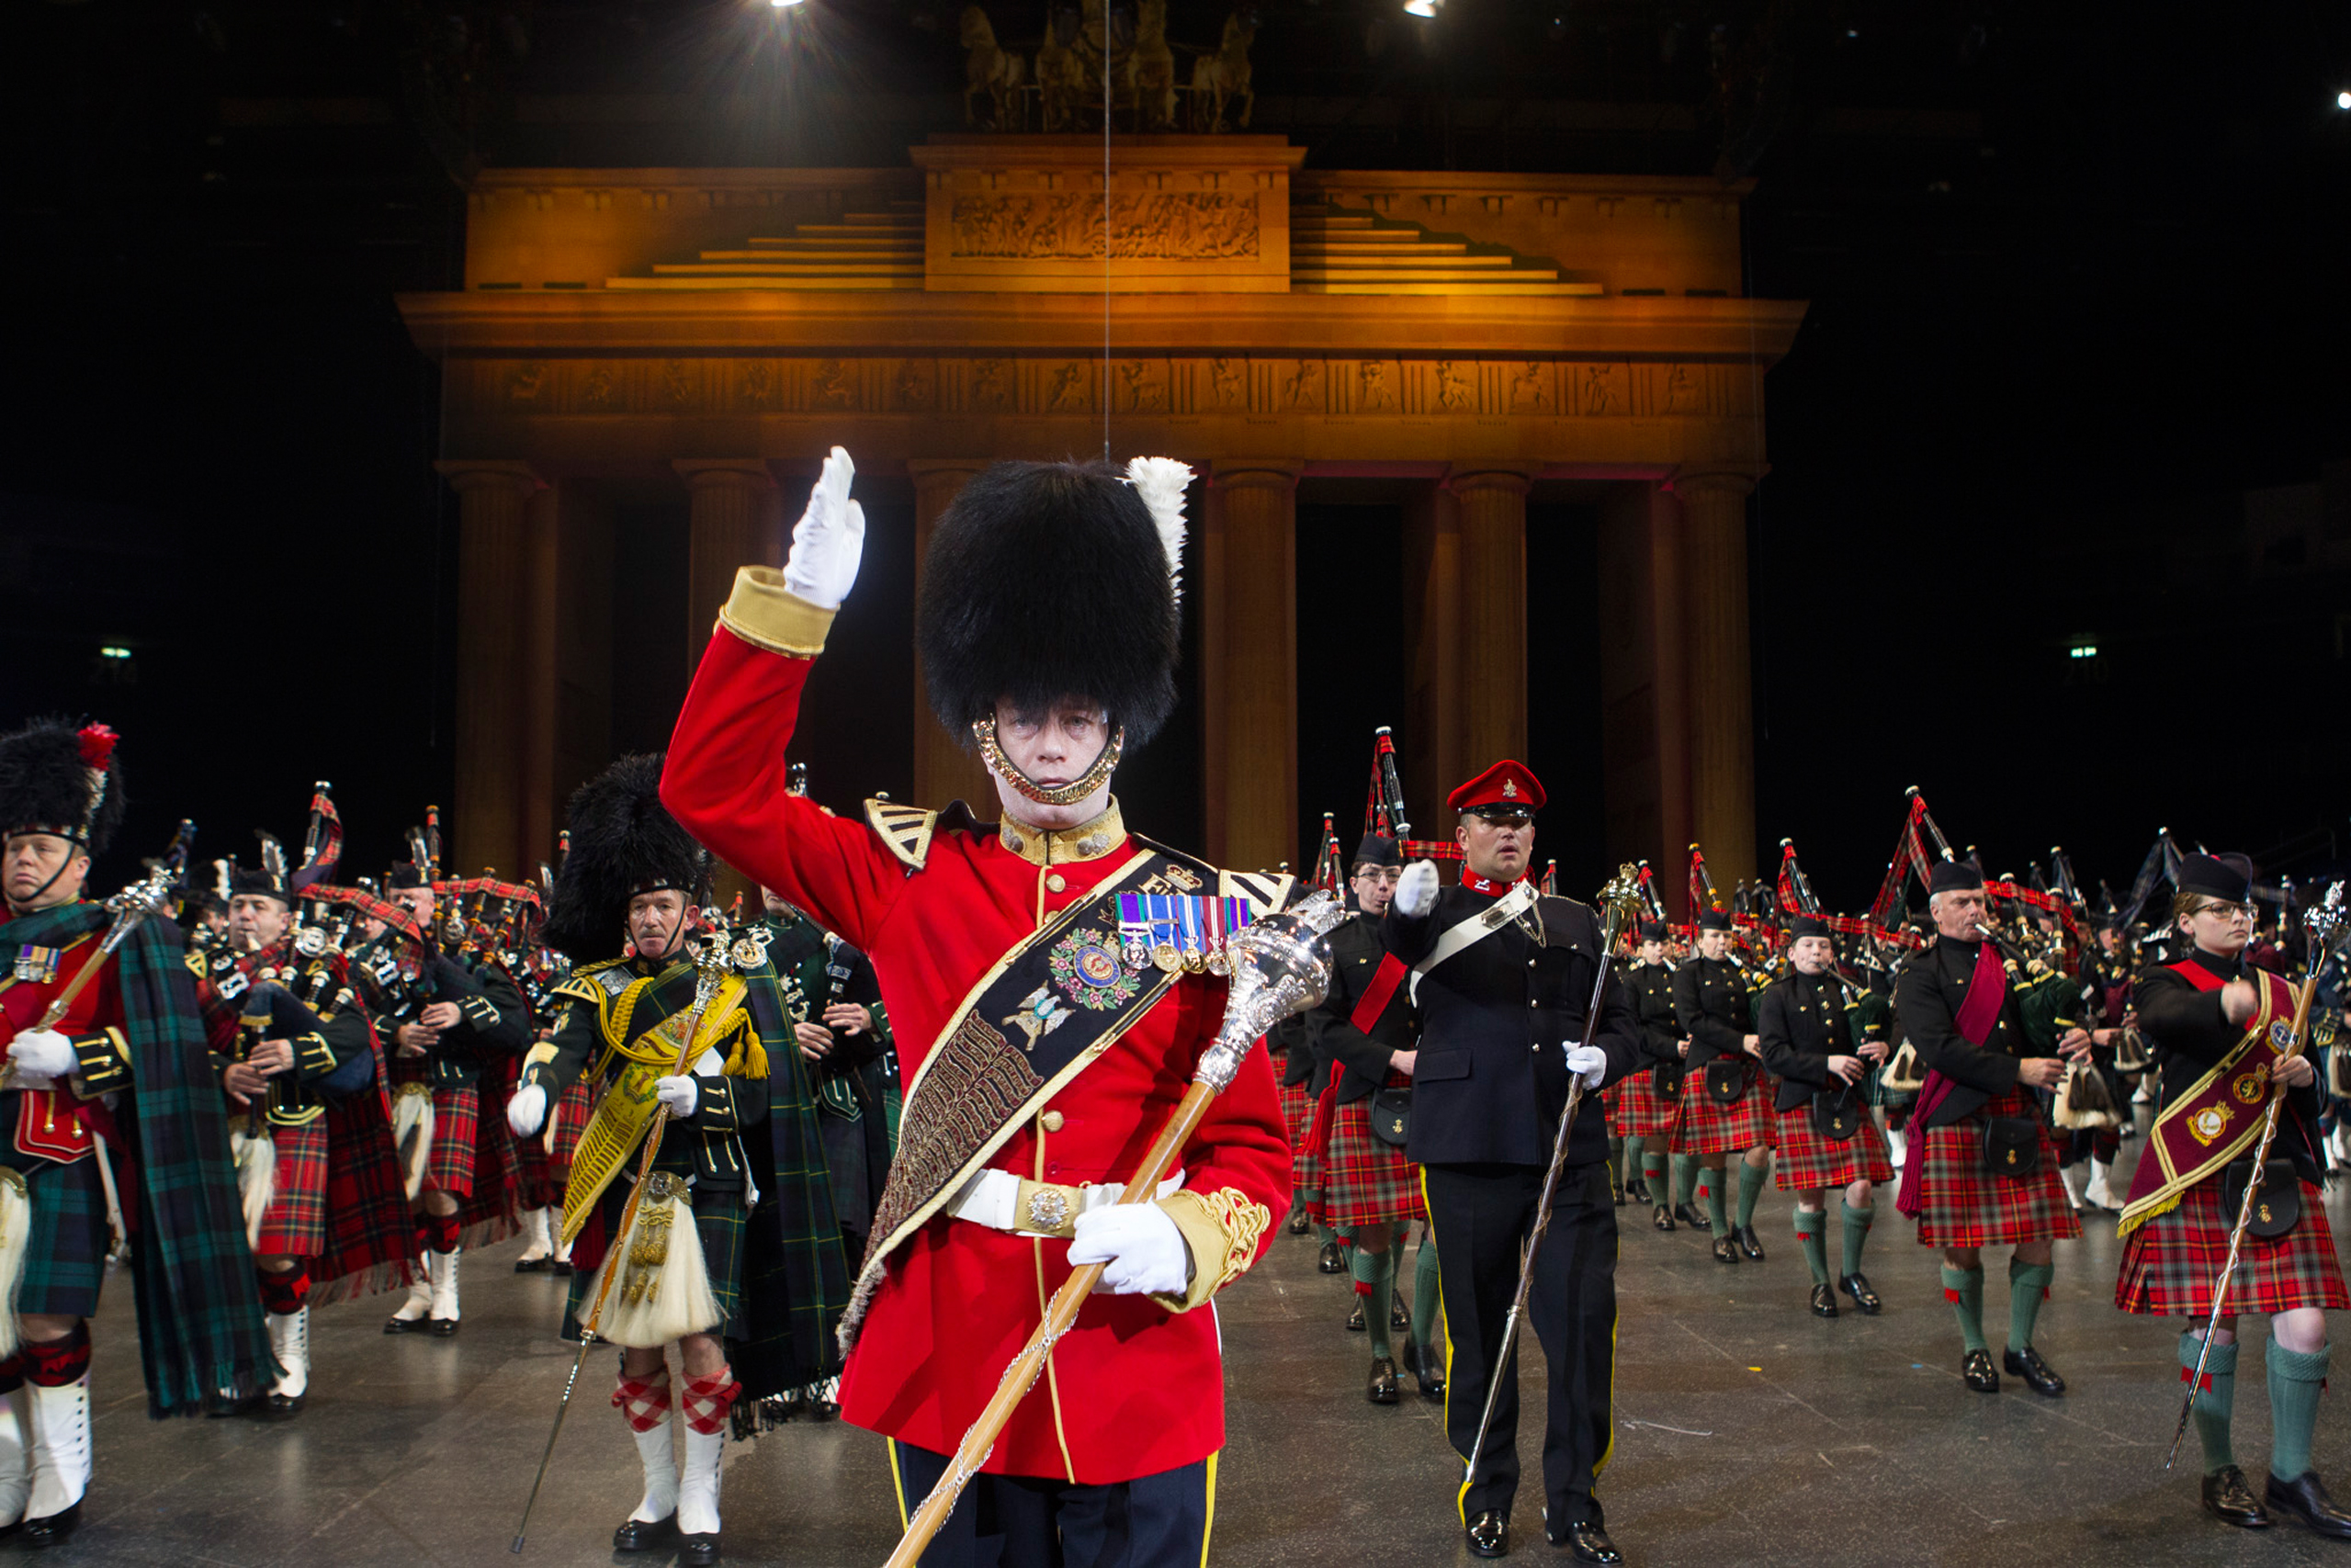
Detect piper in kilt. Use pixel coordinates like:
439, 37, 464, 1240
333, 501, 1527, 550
2115, 855, 2351, 1537
1302, 835, 1438, 1405
1672, 908, 1771, 1263
1618, 921, 1686, 1229
0, 719, 275, 1545
1758, 917, 1893, 1319
1271, 1010, 1321, 1237
1893, 861, 2087, 1396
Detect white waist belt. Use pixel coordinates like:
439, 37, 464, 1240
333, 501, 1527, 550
948, 1167, 1187, 1239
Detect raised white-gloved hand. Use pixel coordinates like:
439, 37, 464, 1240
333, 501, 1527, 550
6, 1028, 75, 1085
781, 446, 866, 610
1068, 1201, 1190, 1297
655, 1075, 699, 1118
1563, 1043, 1608, 1089
506, 1084, 548, 1137
1395, 860, 1441, 919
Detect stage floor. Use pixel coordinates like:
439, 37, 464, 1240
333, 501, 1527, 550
63, 1121, 2351, 1566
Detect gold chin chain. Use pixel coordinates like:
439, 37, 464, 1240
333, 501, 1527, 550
972, 719, 1125, 807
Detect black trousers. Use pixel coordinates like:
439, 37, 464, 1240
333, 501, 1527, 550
889, 1441, 1214, 1568
1422, 1159, 1619, 1530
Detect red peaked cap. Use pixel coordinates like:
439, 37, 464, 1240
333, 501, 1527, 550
1447, 760, 1545, 814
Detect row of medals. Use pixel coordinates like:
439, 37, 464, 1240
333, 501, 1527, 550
1121, 929, 1232, 978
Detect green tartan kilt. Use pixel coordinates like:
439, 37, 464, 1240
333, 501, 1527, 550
19, 1156, 112, 1318
563, 1179, 749, 1344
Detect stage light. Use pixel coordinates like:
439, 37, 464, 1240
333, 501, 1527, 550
2337, 90, 2350, 110
770, 0, 805, 9
2068, 643, 2097, 660
98, 646, 131, 660
1403, 0, 1440, 17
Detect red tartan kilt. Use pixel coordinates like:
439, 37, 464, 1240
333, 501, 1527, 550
1773, 1103, 1895, 1191
1670, 1069, 1770, 1156
1282, 1079, 1322, 1190
1914, 1090, 2081, 1247
551, 1077, 593, 1165
1611, 1068, 1681, 1140
254, 1116, 332, 1257
425, 1082, 480, 1199
1323, 1096, 1426, 1230
2116, 1179, 2350, 1317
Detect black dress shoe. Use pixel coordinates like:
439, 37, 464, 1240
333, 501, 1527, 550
1390, 1290, 1410, 1332
1810, 1283, 1838, 1318
1552, 1519, 1622, 1564
550, 1258, 574, 1277
382, 1313, 426, 1335
2266, 1471, 2351, 1539
1317, 1240, 1346, 1274
1408, 1342, 1445, 1402
1466, 1509, 1509, 1559
1287, 1211, 1311, 1236
1839, 1272, 1882, 1315
1367, 1355, 1399, 1404
1626, 1176, 1652, 1205
2003, 1344, 2065, 1396
1675, 1202, 1712, 1231
1734, 1224, 1765, 1260
614, 1514, 680, 1552
1652, 1204, 1675, 1233
678, 1529, 722, 1565
514, 1256, 550, 1274
258, 1392, 305, 1420
1961, 1348, 2000, 1393
1711, 1236, 1740, 1264
2202, 1465, 2271, 1529
1610, 1171, 1626, 1207
21, 1502, 79, 1548
1346, 1296, 1366, 1332
428, 1317, 459, 1339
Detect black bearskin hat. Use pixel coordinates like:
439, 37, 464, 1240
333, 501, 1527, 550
0, 718, 127, 855
543, 754, 711, 963
226, 832, 292, 905
916, 460, 1182, 749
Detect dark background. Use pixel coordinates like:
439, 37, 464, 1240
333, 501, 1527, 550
5, 0, 2346, 910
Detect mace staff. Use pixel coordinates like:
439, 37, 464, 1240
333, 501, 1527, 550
884, 893, 1348, 1568
2166, 882, 2345, 1470
1462, 866, 1642, 1492
0, 864, 175, 1092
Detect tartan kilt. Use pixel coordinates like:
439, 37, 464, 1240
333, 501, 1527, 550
1670, 1066, 1771, 1156
1323, 1091, 1425, 1231
1773, 1103, 1895, 1191
254, 1115, 332, 1258
552, 1077, 593, 1165
2116, 1179, 2350, 1317
565, 1178, 752, 1342
17, 1155, 110, 1318
1914, 1089, 2081, 1248
1611, 1067, 1680, 1141
424, 1081, 480, 1199
1278, 1077, 1315, 1187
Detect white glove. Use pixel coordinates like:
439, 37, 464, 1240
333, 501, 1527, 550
1068, 1201, 1190, 1297
506, 1084, 548, 1138
781, 446, 866, 610
6, 1028, 75, 1085
656, 1075, 700, 1118
1395, 860, 1441, 919
1564, 1043, 1608, 1089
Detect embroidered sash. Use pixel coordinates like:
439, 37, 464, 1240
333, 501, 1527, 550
2117, 962, 2298, 1236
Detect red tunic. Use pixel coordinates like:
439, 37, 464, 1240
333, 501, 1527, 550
662, 608, 1290, 1485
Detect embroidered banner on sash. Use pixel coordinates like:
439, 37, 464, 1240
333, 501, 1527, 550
2117, 963, 2298, 1236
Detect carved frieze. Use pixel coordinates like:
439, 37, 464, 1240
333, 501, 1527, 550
948, 192, 1260, 260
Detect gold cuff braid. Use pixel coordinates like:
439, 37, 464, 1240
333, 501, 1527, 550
1147, 1187, 1272, 1314
718, 566, 835, 658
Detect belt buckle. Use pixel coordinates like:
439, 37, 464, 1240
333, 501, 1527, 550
1024, 1185, 1073, 1235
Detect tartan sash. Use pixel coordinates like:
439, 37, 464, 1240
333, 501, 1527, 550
2118, 962, 2298, 1236
1894, 941, 2007, 1219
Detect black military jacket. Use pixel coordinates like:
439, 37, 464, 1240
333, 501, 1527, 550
1619, 958, 1684, 1068
1305, 913, 1419, 1106
1272, 1012, 1316, 1090
1671, 955, 1752, 1067
1893, 935, 2038, 1127
1381, 884, 1640, 1169
1758, 968, 1864, 1112
2136, 946, 2323, 1185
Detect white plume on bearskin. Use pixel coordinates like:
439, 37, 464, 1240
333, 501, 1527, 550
1123, 456, 1193, 603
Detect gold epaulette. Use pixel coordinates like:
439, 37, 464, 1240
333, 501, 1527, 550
865, 799, 939, 871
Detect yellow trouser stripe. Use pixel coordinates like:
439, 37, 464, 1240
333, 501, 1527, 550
1200, 1450, 1220, 1567
888, 1439, 910, 1531
1422, 1168, 1473, 1526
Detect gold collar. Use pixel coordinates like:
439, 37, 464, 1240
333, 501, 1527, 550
999, 799, 1126, 867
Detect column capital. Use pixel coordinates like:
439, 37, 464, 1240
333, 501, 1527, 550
1442, 462, 1538, 497
1208, 458, 1305, 491
672, 458, 777, 493
435, 459, 543, 497
1665, 462, 1769, 500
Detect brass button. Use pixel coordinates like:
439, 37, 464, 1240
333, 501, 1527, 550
1046, 873, 1067, 893
1041, 1110, 1065, 1132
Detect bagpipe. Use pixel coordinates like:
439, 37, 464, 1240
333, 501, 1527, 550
1362, 726, 1464, 865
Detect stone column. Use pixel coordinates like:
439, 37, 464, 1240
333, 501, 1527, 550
1595, 481, 1693, 908
1399, 480, 1464, 836
1202, 459, 1304, 871
435, 460, 543, 880
908, 460, 998, 809
675, 460, 778, 669
1668, 465, 1763, 886
1445, 464, 1535, 773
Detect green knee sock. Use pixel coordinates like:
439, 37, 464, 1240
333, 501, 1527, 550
1672, 1154, 1700, 1208
1940, 1265, 1987, 1353
2006, 1258, 2054, 1353
1642, 1149, 1669, 1195
1412, 1231, 1441, 1350
1311, 1216, 1335, 1247
1704, 1169, 1728, 1232
1622, 1135, 1644, 1184
1839, 1201, 1874, 1279
2267, 1339, 2331, 1483
1735, 1160, 1767, 1229
1351, 1245, 1395, 1358
1609, 1134, 1624, 1174
2178, 1332, 2238, 1477
1792, 1208, 1829, 1287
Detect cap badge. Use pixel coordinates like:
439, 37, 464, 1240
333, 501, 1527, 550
1502, 779, 1519, 799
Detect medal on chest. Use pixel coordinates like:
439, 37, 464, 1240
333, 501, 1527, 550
11, 946, 60, 985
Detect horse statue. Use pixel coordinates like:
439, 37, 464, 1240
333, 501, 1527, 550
1188, 10, 1257, 131
1128, 0, 1178, 131
1033, 6, 1091, 131
960, 6, 1026, 129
